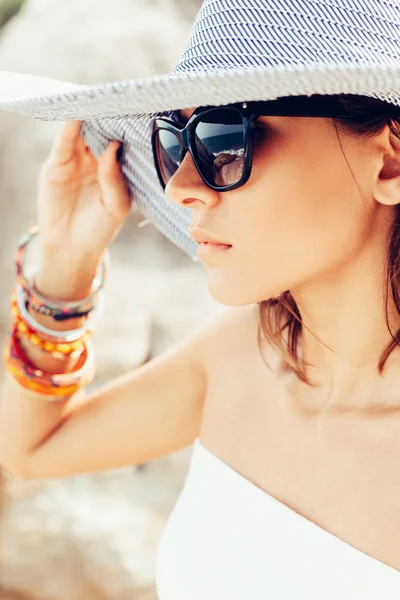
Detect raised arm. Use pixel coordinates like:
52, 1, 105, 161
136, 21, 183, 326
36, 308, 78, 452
0, 118, 214, 479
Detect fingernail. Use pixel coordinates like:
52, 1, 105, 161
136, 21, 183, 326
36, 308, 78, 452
116, 144, 123, 163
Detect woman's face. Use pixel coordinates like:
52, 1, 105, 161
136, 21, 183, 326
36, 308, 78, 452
165, 109, 383, 306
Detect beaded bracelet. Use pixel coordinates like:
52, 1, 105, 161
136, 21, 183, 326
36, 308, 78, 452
16, 224, 110, 322
15, 323, 87, 359
4, 325, 95, 399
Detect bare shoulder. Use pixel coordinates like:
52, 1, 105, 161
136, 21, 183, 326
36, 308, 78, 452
198, 301, 288, 401
197, 302, 283, 446
196, 303, 263, 378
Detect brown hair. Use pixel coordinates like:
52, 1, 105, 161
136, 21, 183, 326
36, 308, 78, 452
257, 93, 400, 387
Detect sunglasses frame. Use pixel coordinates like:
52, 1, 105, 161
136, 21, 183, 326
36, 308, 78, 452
151, 96, 392, 192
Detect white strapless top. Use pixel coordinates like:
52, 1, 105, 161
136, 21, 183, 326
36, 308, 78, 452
155, 438, 400, 600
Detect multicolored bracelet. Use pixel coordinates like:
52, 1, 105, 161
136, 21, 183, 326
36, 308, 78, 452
4, 324, 96, 399
3, 224, 108, 399
14, 283, 103, 343
10, 288, 89, 357
16, 224, 110, 322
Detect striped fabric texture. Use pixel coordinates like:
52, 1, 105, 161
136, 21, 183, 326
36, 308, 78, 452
1, 0, 400, 258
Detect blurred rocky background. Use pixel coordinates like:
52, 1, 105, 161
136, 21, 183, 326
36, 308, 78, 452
0, 1, 223, 598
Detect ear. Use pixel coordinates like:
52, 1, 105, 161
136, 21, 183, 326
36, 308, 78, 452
374, 126, 400, 207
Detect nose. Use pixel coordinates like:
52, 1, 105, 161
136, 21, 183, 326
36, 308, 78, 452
165, 151, 219, 209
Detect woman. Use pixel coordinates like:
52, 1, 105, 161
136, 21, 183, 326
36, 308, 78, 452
0, 0, 400, 597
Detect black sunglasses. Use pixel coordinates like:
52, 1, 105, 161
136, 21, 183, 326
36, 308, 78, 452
151, 95, 387, 193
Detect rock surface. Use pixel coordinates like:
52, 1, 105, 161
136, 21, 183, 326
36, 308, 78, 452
0, 1, 223, 599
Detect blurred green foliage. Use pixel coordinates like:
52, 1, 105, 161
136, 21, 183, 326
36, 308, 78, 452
0, 0, 25, 30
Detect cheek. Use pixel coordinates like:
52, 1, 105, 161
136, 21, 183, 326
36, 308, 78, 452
205, 139, 371, 305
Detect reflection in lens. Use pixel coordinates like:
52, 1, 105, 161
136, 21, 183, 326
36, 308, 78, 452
194, 109, 245, 187
156, 129, 181, 186
213, 152, 245, 187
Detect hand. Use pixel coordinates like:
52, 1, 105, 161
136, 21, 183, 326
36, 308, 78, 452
37, 120, 132, 266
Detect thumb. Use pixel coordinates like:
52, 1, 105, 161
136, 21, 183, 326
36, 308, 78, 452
97, 141, 133, 220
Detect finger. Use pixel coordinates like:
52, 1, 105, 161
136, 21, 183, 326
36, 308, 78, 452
48, 120, 83, 166
98, 141, 133, 215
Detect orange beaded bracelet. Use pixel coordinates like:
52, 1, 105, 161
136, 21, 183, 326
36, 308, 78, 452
15, 323, 87, 358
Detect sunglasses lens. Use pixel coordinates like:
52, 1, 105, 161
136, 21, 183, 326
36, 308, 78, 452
194, 108, 245, 187
154, 128, 182, 187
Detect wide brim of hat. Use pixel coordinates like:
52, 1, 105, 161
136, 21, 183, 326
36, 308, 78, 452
2, 63, 400, 263
1, 63, 400, 121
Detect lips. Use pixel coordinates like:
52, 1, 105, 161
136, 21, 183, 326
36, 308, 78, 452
188, 227, 232, 246
196, 241, 233, 258
199, 242, 231, 248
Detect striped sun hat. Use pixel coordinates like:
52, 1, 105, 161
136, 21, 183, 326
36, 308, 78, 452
1, 0, 400, 260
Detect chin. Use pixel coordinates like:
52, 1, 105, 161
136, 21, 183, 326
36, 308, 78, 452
206, 274, 277, 306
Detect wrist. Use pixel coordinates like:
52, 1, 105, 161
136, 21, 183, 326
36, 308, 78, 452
35, 262, 100, 302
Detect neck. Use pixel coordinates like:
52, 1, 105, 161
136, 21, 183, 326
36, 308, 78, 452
285, 250, 400, 414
